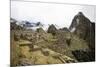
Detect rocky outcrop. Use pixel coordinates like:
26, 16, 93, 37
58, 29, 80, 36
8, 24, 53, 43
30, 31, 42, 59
59, 27, 70, 32
69, 12, 95, 47
10, 18, 24, 30
69, 12, 95, 40
72, 49, 95, 62
69, 12, 95, 62
69, 12, 91, 39
47, 24, 58, 35
36, 27, 46, 33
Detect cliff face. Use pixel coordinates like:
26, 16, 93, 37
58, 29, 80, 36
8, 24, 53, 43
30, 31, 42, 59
69, 12, 95, 61
69, 12, 95, 45
69, 12, 91, 39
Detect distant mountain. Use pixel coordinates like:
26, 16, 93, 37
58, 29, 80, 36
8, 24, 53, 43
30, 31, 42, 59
10, 18, 44, 30
21, 21, 43, 27
22, 21, 35, 27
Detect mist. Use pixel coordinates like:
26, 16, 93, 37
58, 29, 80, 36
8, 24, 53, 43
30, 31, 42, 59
11, 0, 96, 29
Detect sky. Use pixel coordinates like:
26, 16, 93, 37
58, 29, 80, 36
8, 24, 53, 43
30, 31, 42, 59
11, 0, 96, 29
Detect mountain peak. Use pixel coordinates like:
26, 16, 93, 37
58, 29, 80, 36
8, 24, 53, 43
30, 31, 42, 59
69, 12, 90, 32
75, 12, 84, 18
78, 12, 83, 15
